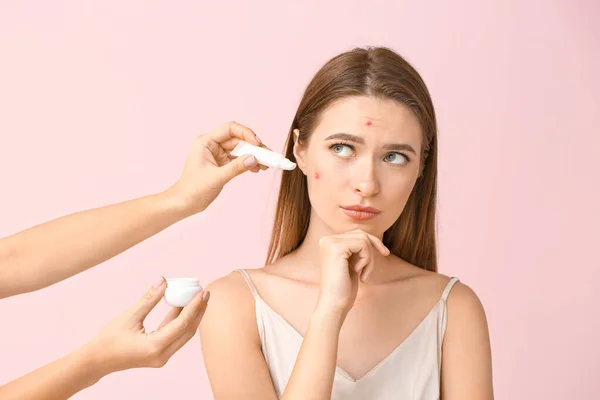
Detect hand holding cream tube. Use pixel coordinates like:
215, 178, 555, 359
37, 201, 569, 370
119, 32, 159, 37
230, 141, 297, 170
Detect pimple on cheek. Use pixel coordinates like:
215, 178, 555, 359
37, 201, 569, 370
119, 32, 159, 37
314, 171, 321, 179
365, 120, 372, 126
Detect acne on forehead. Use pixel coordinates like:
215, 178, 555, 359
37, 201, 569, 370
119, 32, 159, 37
313, 97, 423, 147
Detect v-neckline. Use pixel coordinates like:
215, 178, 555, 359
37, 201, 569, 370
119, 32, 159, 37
255, 295, 442, 383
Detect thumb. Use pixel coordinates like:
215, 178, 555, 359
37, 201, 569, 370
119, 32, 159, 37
218, 155, 258, 183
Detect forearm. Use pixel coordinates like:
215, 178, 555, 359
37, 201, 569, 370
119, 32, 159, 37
282, 306, 345, 400
0, 190, 186, 298
0, 345, 106, 400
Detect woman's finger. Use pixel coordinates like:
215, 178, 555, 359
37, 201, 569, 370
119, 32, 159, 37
160, 302, 206, 359
152, 290, 208, 347
205, 121, 261, 146
346, 229, 389, 256
341, 238, 372, 277
216, 136, 272, 172
338, 230, 388, 282
219, 137, 271, 153
157, 307, 183, 331
211, 143, 234, 166
127, 278, 167, 324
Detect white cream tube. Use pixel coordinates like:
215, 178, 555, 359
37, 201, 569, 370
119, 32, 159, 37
230, 141, 297, 170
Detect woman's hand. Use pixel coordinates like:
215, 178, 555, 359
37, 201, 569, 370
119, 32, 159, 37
316, 229, 390, 316
84, 277, 208, 374
167, 121, 268, 216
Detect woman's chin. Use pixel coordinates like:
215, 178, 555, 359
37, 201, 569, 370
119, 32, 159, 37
329, 220, 384, 237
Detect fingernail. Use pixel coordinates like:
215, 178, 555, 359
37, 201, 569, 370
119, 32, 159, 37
202, 291, 211, 302
154, 277, 164, 288
255, 135, 262, 144
244, 156, 257, 168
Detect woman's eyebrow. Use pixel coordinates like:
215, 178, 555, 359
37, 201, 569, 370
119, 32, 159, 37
324, 133, 364, 144
324, 133, 416, 154
383, 143, 417, 154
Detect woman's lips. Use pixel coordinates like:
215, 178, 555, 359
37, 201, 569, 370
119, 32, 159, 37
340, 205, 381, 221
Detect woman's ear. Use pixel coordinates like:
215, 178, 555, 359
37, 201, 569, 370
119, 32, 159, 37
292, 129, 307, 174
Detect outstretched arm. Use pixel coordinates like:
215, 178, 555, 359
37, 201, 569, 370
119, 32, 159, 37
0, 278, 208, 400
0, 121, 264, 299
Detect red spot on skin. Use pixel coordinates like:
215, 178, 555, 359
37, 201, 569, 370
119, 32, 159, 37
366, 120, 372, 126
315, 172, 320, 179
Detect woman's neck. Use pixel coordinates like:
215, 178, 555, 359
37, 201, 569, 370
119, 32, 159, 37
292, 213, 331, 271
291, 210, 393, 283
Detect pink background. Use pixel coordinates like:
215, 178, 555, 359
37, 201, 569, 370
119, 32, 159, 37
1, 1, 598, 399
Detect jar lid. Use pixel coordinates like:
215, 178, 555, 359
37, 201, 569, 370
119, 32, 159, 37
165, 278, 200, 287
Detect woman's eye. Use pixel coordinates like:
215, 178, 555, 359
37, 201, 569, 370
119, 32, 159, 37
385, 152, 409, 165
331, 144, 353, 157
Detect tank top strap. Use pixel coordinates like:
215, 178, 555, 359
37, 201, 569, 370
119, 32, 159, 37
441, 277, 460, 301
436, 277, 461, 374
235, 270, 267, 345
236, 269, 261, 299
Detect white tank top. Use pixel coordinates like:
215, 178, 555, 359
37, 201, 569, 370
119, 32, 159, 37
237, 269, 459, 400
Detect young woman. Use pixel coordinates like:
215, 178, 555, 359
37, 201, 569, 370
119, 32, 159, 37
200, 47, 494, 399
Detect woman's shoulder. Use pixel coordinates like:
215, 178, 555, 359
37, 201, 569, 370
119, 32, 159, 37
200, 269, 264, 341
203, 261, 299, 305
204, 268, 262, 307
395, 259, 485, 312
444, 278, 488, 324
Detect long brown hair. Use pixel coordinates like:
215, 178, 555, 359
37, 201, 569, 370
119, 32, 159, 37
266, 47, 438, 272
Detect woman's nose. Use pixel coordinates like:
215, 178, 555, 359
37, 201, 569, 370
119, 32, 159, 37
352, 160, 380, 197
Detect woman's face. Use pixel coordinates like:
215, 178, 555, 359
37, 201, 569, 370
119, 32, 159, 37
294, 96, 423, 238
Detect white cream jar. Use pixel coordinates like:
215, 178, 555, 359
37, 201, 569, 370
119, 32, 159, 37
163, 278, 202, 307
